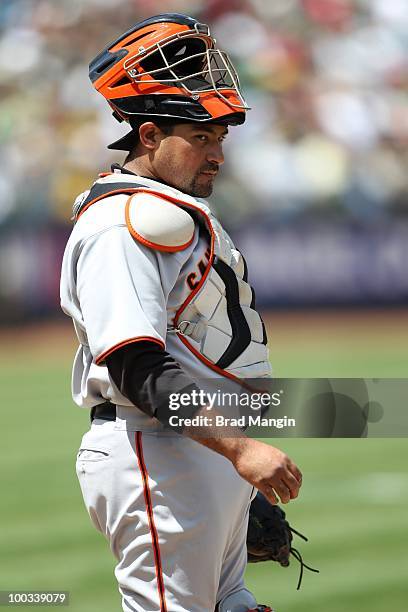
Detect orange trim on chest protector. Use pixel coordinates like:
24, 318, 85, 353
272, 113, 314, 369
125, 193, 195, 253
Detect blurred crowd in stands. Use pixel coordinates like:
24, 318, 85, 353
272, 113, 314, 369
1, 0, 407, 227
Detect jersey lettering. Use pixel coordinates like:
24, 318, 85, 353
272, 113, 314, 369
186, 246, 211, 290
187, 272, 199, 290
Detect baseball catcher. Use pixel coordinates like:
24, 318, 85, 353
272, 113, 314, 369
60, 12, 315, 612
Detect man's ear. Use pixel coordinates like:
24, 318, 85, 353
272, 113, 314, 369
139, 122, 164, 150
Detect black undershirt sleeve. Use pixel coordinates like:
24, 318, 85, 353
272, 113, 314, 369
105, 341, 204, 430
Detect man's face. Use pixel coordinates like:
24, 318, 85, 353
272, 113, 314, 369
152, 123, 227, 197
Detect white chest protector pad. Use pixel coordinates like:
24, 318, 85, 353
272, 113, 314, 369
75, 179, 271, 380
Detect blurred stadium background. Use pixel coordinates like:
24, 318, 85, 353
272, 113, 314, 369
0, 0, 407, 611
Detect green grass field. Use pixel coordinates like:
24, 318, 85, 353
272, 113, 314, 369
1, 312, 407, 611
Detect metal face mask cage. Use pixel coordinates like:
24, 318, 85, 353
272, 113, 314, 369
123, 25, 250, 111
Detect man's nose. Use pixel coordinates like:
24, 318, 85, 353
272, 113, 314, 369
207, 142, 224, 165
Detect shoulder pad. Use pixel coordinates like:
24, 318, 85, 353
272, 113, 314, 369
125, 192, 195, 252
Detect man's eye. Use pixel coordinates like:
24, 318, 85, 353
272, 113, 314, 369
196, 135, 208, 142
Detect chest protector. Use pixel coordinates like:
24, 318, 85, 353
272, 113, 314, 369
74, 177, 271, 381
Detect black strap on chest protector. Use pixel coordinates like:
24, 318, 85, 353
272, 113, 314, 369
73, 180, 147, 221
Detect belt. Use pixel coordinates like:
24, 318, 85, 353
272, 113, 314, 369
90, 401, 116, 423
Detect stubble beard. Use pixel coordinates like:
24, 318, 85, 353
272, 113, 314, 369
188, 172, 214, 198
159, 154, 216, 198
165, 171, 214, 198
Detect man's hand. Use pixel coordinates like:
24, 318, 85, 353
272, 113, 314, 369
184, 407, 302, 505
229, 438, 302, 505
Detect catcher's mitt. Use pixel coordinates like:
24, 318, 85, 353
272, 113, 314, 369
247, 492, 319, 589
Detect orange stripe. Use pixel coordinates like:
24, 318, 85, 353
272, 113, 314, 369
135, 432, 168, 612
95, 336, 164, 365
176, 332, 242, 383
125, 194, 195, 253
172, 205, 215, 318
177, 329, 265, 393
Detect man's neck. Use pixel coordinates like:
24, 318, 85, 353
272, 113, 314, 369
122, 158, 158, 181
111, 163, 169, 188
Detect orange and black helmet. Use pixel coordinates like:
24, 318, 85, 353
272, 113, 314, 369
89, 13, 249, 150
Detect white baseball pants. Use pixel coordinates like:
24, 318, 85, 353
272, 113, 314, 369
76, 418, 254, 611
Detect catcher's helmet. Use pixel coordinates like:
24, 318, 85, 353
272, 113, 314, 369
89, 13, 249, 150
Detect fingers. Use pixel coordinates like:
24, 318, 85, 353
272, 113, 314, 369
274, 481, 292, 504
289, 461, 302, 484
231, 440, 303, 505
261, 480, 291, 505
265, 461, 303, 504
261, 485, 279, 505
283, 470, 302, 499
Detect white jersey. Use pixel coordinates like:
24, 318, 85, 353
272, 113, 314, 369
62, 170, 267, 611
60, 170, 270, 420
